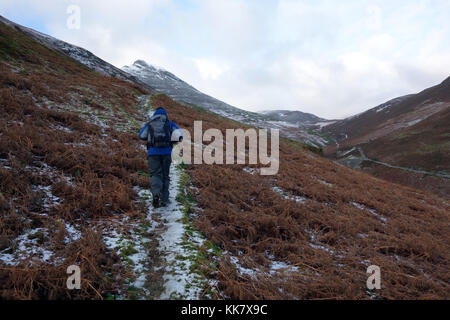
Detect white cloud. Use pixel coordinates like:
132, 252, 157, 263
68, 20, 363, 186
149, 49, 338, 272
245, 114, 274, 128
194, 59, 228, 80
1, 0, 450, 119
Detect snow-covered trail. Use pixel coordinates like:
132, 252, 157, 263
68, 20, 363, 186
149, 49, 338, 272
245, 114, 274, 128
135, 95, 211, 300
151, 164, 205, 299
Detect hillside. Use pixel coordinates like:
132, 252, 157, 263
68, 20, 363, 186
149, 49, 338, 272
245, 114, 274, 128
0, 15, 154, 93
323, 94, 414, 142
1, 17, 449, 300
323, 78, 450, 198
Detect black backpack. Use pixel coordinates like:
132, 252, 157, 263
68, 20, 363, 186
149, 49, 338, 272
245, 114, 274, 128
147, 114, 172, 149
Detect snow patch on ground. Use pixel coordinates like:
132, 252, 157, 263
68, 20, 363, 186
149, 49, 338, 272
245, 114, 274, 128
103, 225, 153, 298
0, 228, 56, 266
100, 181, 158, 299
315, 121, 336, 128
156, 165, 207, 300
25, 162, 74, 186
304, 229, 335, 255
64, 223, 81, 244
376, 104, 392, 113
228, 255, 258, 279
351, 202, 387, 223
49, 123, 73, 133
243, 167, 260, 175
272, 186, 308, 203
311, 176, 333, 188
406, 118, 424, 127
31, 185, 61, 208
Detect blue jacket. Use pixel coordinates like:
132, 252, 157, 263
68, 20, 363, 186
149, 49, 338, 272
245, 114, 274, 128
139, 107, 183, 156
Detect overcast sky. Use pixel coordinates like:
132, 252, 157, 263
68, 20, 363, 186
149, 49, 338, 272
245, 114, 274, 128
1, 0, 450, 119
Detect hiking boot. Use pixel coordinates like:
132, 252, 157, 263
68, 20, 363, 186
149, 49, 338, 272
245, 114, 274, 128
152, 194, 161, 208
161, 199, 170, 207
162, 199, 172, 207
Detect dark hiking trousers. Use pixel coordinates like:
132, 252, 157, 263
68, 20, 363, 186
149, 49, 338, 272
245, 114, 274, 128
148, 155, 172, 204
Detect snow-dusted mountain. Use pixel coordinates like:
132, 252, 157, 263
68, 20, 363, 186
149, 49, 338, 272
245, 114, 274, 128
122, 60, 266, 123
0, 15, 154, 92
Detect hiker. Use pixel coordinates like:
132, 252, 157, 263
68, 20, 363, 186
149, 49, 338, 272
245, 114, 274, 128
139, 107, 183, 208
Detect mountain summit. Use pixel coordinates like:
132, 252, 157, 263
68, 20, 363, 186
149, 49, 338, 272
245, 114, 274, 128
122, 59, 245, 118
